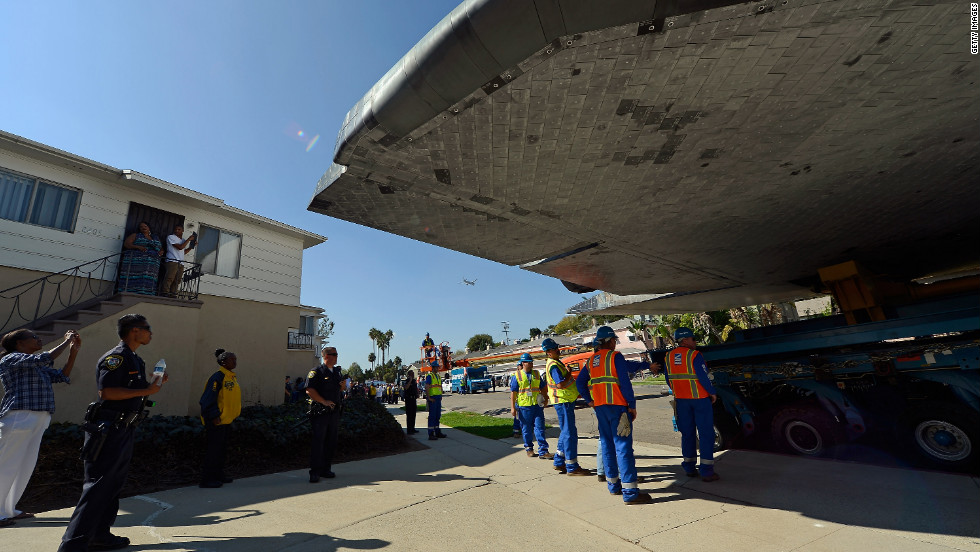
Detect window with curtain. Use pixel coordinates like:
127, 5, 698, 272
0, 167, 81, 231
197, 224, 242, 278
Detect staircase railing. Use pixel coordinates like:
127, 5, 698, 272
0, 253, 203, 335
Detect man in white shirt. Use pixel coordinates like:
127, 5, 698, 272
160, 224, 196, 297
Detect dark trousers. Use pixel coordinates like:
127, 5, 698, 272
59, 426, 136, 552
310, 409, 340, 475
405, 399, 417, 431
202, 423, 229, 482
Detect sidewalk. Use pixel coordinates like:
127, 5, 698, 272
3, 408, 977, 551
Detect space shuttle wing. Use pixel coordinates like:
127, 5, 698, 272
309, 0, 980, 307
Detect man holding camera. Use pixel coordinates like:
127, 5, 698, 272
307, 346, 346, 483
59, 314, 167, 551
160, 224, 196, 298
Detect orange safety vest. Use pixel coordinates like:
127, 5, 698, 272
587, 349, 627, 407
666, 346, 709, 399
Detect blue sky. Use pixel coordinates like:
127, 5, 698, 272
0, 1, 593, 370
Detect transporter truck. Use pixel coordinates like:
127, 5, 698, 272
451, 366, 492, 393
695, 262, 979, 472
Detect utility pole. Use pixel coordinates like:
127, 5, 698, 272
501, 321, 510, 346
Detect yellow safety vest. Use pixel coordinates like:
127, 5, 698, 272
515, 369, 542, 407
545, 358, 579, 404
427, 372, 443, 397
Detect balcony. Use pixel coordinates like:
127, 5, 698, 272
287, 331, 315, 350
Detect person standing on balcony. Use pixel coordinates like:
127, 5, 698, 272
118, 221, 163, 295
0, 329, 80, 527
161, 224, 196, 298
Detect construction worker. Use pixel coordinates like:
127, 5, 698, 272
666, 327, 719, 482
510, 353, 552, 459
423, 363, 448, 441
575, 326, 654, 505
421, 333, 435, 362
542, 338, 589, 475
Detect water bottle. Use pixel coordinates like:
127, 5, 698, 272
152, 359, 166, 386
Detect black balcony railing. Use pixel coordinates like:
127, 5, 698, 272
1, 254, 203, 334
287, 331, 315, 350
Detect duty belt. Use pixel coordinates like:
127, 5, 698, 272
96, 408, 146, 428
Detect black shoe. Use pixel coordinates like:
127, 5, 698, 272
436, 432, 448, 438
597, 475, 606, 482
88, 535, 131, 551
199, 480, 223, 488
221, 476, 234, 484
685, 471, 699, 477
322, 471, 336, 479
625, 492, 654, 505
428, 435, 438, 440
309, 473, 320, 483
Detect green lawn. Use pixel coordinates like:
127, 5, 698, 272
632, 375, 667, 385
440, 411, 516, 439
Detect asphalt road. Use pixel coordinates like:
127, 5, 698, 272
438, 383, 683, 448
434, 383, 952, 473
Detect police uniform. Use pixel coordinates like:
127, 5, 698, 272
666, 346, 717, 477
307, 363, 343, 478
575, 350, 649, 503
546, 357, 580, 472
59, 342, 149, 552
511, 368, 550, 457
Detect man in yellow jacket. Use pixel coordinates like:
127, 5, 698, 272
199, 348, 241, 488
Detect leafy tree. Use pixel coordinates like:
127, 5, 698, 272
346, 362, 363, 382
552, 315, 581, 335
367, 352, 376, 369
529, 327, 542, 339
544, 324, 556, 335
316, 316, 335, 344
467, 333, 494, 351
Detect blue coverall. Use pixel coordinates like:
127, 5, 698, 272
666, 351, 718, 476
576, 352, 650, 502
511, 372, 549, 456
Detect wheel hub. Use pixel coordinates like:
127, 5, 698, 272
785, 421, 823, 455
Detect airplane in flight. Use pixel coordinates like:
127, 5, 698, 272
461, 278, 477, 286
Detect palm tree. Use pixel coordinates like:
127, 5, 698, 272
376, 329, 394, 366
628, 319, 649, 348
368, 328, 381, 359
367, 352, 376, 370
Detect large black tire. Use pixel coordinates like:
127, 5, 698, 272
900, 402, 979, 471
713, 411, 739, 452
770, 405, 846, 457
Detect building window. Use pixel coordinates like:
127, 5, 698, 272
197, 224, 242, 278
0, 167, 80, 232
300, 315, 317, 335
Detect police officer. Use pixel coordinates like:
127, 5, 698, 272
575, 326, 653, 505
423, 363, 448, 440
59, 314, 167, 551
510, 353, 552, 459
665, 327, 719, 482
542, 339, 589, 475
307, 346, 347, 482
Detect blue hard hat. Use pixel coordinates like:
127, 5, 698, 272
673, 327, 695, 341
541, 338, 559, 351
595, 326, 616, 341
519, 353, 534, 363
